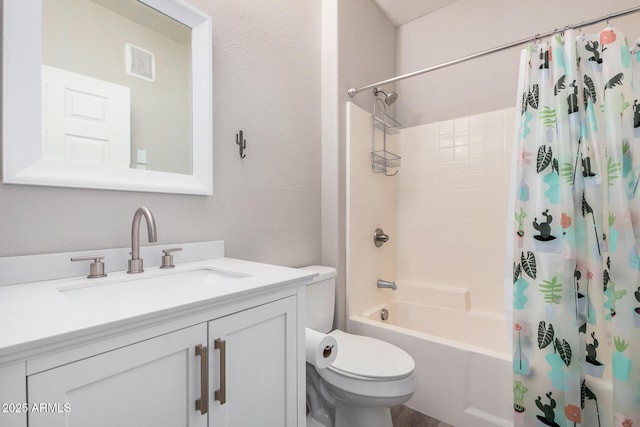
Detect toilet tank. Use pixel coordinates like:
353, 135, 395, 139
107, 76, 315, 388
298, 265, 336, 333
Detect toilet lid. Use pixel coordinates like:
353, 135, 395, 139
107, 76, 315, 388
327, 330, 415, 379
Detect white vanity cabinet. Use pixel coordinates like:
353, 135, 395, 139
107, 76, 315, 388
28, 324, 209, 427
0, 363, 27, 427
24, 296, 299, 427
22, 296, 298, 427
0, 251, 312, 427
208, 296, 297, 426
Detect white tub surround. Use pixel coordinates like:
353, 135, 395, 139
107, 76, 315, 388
388, 282, 509, 353
345, 103, 515, 426
350, 302, 512, 427
0, 242, 314, 427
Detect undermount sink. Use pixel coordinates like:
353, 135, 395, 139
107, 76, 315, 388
58, 267, 251, 305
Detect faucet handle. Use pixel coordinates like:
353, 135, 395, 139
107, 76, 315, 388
71, 255, 107, 279
160, 247, 182, 269
374, 228, 390, 247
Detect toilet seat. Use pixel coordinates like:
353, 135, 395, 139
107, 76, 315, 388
327, 330, 415, 380
316, 330, 416, 401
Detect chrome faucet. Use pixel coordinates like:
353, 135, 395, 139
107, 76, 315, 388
377, 279, 397, 290
127, 207, 158, 274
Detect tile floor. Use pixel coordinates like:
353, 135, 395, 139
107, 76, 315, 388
390, 405, 454, 427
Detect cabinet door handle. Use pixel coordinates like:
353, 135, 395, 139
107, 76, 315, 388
214, 338, 226, 405
195, 344, 209, 415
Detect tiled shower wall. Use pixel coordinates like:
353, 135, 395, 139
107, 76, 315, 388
347, 103, 515, 318
346, 103, 398, 317
396, 108, 515, 315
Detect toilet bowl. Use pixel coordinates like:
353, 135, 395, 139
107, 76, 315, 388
301, 266, 416, 427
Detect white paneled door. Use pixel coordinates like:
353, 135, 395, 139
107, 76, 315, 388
41, 65, 131, 168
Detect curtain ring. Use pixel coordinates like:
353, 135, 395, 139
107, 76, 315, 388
533, 33, 541, 48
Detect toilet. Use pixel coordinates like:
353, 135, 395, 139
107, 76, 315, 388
301, 266, 416, 427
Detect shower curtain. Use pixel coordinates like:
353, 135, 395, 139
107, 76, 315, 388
512, 28, 640, 427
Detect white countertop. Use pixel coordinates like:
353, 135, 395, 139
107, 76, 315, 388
0, 257, 315, 362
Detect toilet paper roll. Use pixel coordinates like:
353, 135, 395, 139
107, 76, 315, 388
305, 328, 338, 369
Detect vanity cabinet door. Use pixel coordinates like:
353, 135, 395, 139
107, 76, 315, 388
208, 296, 298, 427
28, 324, 208, 427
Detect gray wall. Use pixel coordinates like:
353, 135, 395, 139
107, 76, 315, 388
0, 0, 321, 269
397, 0, 640, 127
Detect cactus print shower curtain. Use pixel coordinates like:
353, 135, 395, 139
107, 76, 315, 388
512, 27, 640, 427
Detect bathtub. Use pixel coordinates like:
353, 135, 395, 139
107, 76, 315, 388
348, 298, 513, 427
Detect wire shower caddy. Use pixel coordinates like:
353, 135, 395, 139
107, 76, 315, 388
371, 99, 401, 176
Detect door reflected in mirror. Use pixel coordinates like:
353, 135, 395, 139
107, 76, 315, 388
42, 0, 192, 175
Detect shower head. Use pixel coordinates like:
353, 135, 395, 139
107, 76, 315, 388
373, 87, 398, 106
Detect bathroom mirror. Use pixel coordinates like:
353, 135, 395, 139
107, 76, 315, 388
2, 0, 213, 195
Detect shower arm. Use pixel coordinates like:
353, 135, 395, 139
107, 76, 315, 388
347, 5, 640, 97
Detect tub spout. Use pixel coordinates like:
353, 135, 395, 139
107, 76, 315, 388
377, 279, 397, 290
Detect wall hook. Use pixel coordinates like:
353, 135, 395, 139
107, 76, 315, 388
236, 130, 246, 159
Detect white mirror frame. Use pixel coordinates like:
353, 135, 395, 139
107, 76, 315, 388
2, 0, 213, 195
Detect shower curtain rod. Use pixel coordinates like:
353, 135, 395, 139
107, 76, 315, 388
347, 5, 640, 98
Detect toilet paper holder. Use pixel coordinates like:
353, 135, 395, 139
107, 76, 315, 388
306, 328, 338, 369
323, 345, 334, 358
